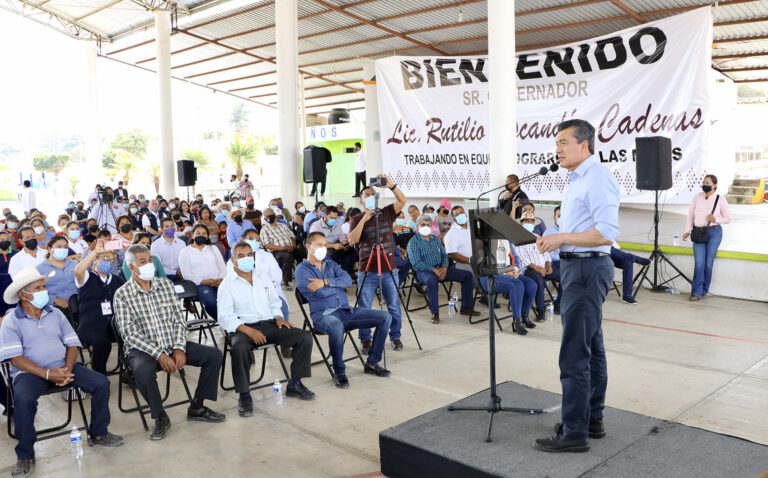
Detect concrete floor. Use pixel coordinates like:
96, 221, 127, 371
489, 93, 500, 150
1, 284, 766, 478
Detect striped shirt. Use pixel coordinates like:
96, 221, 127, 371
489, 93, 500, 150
517, 240, 552, 271
406, 233, 449, 272
260, 222, 295, 248
113, 276, 187, 359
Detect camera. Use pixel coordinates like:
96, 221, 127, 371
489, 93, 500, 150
97, 187, 113, 203
369, 177, 386, 187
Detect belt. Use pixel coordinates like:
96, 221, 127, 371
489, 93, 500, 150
560, 252, 608, 260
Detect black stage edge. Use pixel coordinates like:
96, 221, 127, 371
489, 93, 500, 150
379, 381, 768, 478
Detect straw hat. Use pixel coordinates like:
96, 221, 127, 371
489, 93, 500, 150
226, 208, 243, 221
3, 267, 55, 305
517, 211, 542, 226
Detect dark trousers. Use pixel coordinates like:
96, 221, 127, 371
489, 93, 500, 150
168, 274, 182, 283
78, 328, 116, 375
312, 308, 391, 375
610, 248, 636, 298
523, 267, 560, 312
394, 256, 411, 287
12, 364, 111, 460
309, 180, 326, 196
549, 261, 562, 309
126, 342, 222, 420
229, 320, 313, 393
328, 247, 356, 278
354, 171, 366, 196
272, 251, 294, 284
559, 256, 613, 439
416, 267, 474, 315
197, 285, 218, 320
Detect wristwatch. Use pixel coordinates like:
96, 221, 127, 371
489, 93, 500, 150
389, 183, 397, 190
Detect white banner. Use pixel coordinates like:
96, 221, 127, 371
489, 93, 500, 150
375, 7, 713, 203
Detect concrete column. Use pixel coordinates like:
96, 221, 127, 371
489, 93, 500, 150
363, 61, 382, 180
155, 10, 175, 198
84, 41, 102, 193
488, 0, 516, 208
276, 0, 299, 206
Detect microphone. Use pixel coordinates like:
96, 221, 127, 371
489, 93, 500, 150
519, 163, 559, 184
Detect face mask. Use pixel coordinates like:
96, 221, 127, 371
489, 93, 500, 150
233, 202, 240, 207
418, 226, 432, 236
136, 262, 155, 281
395, 218, 406, 227
77, 205, 84, 211
246, 239, 260, 251
33, 226, 44, 235
68, 203, 75, 209
7, 222, 17, 229
522, 223, 535, 233
246, 203, 254, 209
313, 246, 327, 261
277, 202, 283, 209
120, 224, 132, 233
555, 218, 560, 227
364, 196, 376, 210
160, 206, 167, 211
24, 239, 38, 250
88, 225, 99, 233
319, 211, 325, 218
327, 218, 337, 227
456, 214, 468, 225
25, 290, 49, 309
236, 256, 255, 272
193, 235, 207, 246
271, 206, 280, 214
702, 185, 712, 193
164, 228, 176, 238
97, 260, 114, 275
129, 207, 138, 214
123, 204, 129, 209
234, 215, 243, 224
182, 226, 192, 234
298, 206, 306, 213
266, 215, 276, 224
52, 248, 68, 260
0, 240, 10, 251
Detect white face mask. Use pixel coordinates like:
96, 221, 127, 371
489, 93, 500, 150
33, 226, 45, 235
313, 246, 327, 261
298, 206, 306, 213
136, 262, 155, 281
418, 226, 432, 236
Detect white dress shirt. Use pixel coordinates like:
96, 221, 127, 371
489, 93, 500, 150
254, 248, 286, 301
8, 249, 48, 278
150, 237, 186, 276
444, 224, 472, 259
178, 245, 227, 286
355, 149, 366, 173
20, 188, 36, 212
217, 266, 284, 334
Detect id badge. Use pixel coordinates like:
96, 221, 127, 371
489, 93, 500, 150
101, 301, 112, 316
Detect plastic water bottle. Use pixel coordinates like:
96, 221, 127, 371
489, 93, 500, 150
546, 303, 554, 321
70, 426, 83, 459
496, 241, 507, 266
448, 293, 458, 317
673, 233, 680, 247
273, 379, 283, 405
668, 287, 680, 295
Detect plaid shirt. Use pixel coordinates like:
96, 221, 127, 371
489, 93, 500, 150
517, 241, 551, 271
114, 276, 186, 359
406, 234, 449, 272
260, 222, 295, 248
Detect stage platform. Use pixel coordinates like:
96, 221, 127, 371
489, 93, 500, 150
379, 381, 768, 478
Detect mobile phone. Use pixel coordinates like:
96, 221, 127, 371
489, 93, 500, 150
104, 240, 122, 251
369, 177, 386, 187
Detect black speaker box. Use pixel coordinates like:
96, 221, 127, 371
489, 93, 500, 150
177, 160, 197, 187
635, 136, 672, 191
303, 145, 331, 183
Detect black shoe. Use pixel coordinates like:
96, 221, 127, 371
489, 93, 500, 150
238, 395, 253, 417
622, 296, 638, 305
150, 414, 171, 440
286, 382, 316, 401
534, 309, 546, 322
478, 295, 500, 309
187, 406, 226, 423
533, 424, 589, 453
392, 339, 403, 351
554, 421, 605, 439
333, 374, 349, 388
91, 432, 124, 447
512, 316, 528, 335
361, 339, 372, 355
523, 313, 537, 329
363, 363, 391, 377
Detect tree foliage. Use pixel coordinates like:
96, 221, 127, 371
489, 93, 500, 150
102, 150, 118, 169
737, 84, 766, 98
33, 153, 70, 178
111, 129, 148, 160
226, 135, 258, 174
229, 104, 250, 136
179, 149, 211, 170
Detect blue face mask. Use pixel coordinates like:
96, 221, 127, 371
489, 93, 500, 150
456, 214, 468, 225
395, 218, 406, 227
237, 256, 255, 272
555, 218, 560, 227
327, 218, 337, 227
319, 211, 325, 218
522, 223, 535, 233
364, 196, 376, 210
97, 260, 114, 275
26, 290, 49, 309
246, 239, 260, 251
52, 248, 68, 260
233, 201, 240, 207
68, 203, 75, 209
68, 230, 81, 240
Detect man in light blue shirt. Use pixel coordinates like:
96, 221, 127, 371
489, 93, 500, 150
217, 241, 315, 417
534, 119, 619, 454
225, 208, 256, 246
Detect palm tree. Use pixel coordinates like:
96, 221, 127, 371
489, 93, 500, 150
178, 149, 210, 170
116, 154, 138, 186
226, 135, 258, 180
229, 104, 250, 136
149, 162, 161, 195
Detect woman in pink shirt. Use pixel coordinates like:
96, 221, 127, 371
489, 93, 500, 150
682, 174, 730, 300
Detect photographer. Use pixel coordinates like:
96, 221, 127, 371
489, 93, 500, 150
88, 186, 121, 233
347, 174, 407, 352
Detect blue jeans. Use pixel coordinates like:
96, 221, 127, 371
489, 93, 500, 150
610, 248, 637, 298
481, 274, 537, 318
559, 256, 613, 439
416, 268, 474, 315
12, 364, 111, 460
691, 225, 722, 298
312, 308, 392, 375
357, 270, 402, 341
197, 285, 218, 320
394, 256, 411, 288
280, 297, 290, 322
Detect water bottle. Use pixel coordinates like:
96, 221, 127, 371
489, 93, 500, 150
448, 293, 458, 317
668, 287, 680, 295
496, 241, 507, 266
273, 379, 283, 405
546, 303, 554, 321
70, 426, 83, 459
673, 233, 680, 247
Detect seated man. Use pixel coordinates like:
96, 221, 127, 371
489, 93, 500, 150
542, 205, 563, 314
309, 205, 355, 277
114, 245, 225, 441
225, 208, 255, 246
150, 218, 185, 282
610, 243, 651, 305
517, 212, 560, 323
178, 225, 228, 320
74, 239, 125, 374
1, 267, 123, 477
296, 232, 391, 388
406, 215, 477, 324
218, 241, 315, 417
8, 226, 47, 278
260, 208, 297, 291
302, 202, 326, 233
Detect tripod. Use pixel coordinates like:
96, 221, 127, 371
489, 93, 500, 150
95, 193, 117, 233
637, 190, 692, 291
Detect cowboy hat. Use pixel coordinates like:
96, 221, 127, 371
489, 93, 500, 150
4, 267, 55, 305
517, 211, 542, 226
226, 208, 243, 222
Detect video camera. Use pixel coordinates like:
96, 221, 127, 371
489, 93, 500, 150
97, 187, 113, 203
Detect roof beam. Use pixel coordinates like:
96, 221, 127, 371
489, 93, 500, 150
733, 78, 768, 83
608, 0, 646, 23
303, 97, 365, 109
516, 0, 605, 17
713, 51, 768, 59
2, 0, 110, 39
186, 60, 262, 79
72, 0, 125, 22
718, 66, 768, 72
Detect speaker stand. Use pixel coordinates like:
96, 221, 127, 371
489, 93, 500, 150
637, 190, 692, 292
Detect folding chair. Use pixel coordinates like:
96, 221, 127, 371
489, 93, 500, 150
174, 279, 220, 350
219, 331, 290, 392
403, 269, 453, 313
470, 287, 512, 331
294, 289, 365, 379
1, 361, 93, 446
68, 294, 120, 375
111, 320, 193, 431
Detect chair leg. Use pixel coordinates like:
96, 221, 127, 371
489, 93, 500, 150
346, 332, 367, 367
178, 369, 194, 402
273, 347, 290, 381
75, 393, 93, 446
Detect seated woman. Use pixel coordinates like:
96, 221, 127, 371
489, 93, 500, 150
64, 220, 89, 261
179, 224, 228, 320
113, 215, 136, 250
74, 239, 125, 374
120, 233, 167, 280
35, 236, 78, 315
30, 217, 54, 248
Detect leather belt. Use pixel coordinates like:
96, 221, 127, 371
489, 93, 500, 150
560, 252, 609, 260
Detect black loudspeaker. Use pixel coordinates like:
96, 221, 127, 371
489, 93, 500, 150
177, 160, 197, 187
302, 145, 331, 183
635, 136, 672, 191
